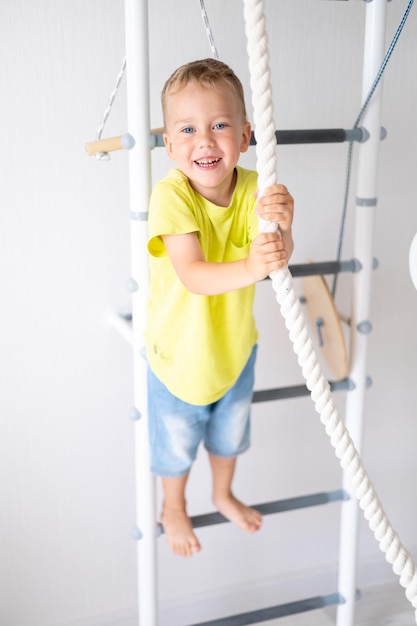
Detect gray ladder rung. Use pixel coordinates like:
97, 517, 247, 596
152, 128, 364, 148
191, 490, 348, 529
157, 490, 348, 535
252, 378, 353, 403
270, 128, 363, 145
288, 259, 358, 277
186, 591, 346, 625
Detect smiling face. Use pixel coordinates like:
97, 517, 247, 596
163, 79, 251, 206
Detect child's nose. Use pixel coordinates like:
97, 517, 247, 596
199, 130, 215, 148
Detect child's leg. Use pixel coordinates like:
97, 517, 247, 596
209, 454, 262, 533
148, 367, 205, 557
161, 474, 201, 557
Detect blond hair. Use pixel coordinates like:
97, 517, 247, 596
161, 58, 247, 128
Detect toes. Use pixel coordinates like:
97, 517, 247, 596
239, 506, 260, 527
192, 540, 202, 553
170, 536, 201, 558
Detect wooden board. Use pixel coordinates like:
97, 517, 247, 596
302, 273, 348, 380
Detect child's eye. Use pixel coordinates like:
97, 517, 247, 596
181, 127, 195, 134
213, 123, 227, 130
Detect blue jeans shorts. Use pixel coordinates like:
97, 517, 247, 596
147, 345, 257, 477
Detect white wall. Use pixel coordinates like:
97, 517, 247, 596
1, 1, 417, 625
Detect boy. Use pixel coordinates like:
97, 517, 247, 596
145, 58, 294, 557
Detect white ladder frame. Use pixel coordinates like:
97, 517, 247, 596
122, 1, 389, 624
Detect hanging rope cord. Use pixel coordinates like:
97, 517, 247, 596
332, 0, 414, 296
95, 1, 217, 158
199, 0, 219, 59
93, 56, 127, 160
243, 0, 417, 620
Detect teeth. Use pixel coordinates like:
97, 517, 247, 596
196, 158, 220, 167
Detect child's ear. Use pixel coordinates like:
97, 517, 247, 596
163, 133, 175, 160
240, 121, 252, 154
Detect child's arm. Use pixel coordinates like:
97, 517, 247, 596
162, 183, 294, 296
162, 230, 285, 295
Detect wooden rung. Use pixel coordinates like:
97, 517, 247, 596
85, 132, 135, 156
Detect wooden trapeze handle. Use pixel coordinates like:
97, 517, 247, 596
85, 132, 135, 156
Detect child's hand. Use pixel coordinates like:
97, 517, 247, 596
255, 184, 294, 233
245, 231, 288, 281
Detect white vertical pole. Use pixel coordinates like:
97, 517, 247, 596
124, 1, 158, 625
336, 2, 387, 625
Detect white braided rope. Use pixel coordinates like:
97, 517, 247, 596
243, 0, 417, 619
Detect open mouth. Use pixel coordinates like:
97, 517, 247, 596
195, 158, 221, 168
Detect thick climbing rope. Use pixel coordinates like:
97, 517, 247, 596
242, 0, 417, 621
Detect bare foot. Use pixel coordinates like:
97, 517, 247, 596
161, 506, 202, 557
214, 494, 262, 533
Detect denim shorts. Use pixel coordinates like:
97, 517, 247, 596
147, 345, 257, 477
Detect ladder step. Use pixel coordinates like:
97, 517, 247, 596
186, 591, 345, 625
157, 490, 347, 535
252, 378, 353, 403
288, 259, 358, 277
192, 490, 347, 530
152, 128, 364, 148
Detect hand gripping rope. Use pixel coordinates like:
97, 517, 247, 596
242, 0, 417, 620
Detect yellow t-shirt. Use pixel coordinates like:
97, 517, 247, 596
145, 166, 259, 405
